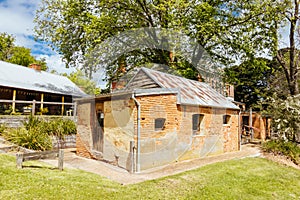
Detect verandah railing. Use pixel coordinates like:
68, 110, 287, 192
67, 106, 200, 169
0, 99, 77, 116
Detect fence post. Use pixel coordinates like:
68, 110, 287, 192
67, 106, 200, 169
250, 107, 253, 142
129, 141, 135, 173
32, 100, 36, 116
73, 102, 77, 118
16, 152, 24, 169
58, 149, 64, 171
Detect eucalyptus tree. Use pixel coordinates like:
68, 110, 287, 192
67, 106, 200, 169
276, 0, 300, 95
35, 0, 284, 81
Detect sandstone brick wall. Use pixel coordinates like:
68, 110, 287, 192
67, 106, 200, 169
135, 94, 179, 140
76, 101, 94, 159
76, 94, 240, 171
132, 94, 239, 169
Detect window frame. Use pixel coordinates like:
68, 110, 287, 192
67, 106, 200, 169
192, 114, 204, 135
154, 118, 166, 131
223, 114, 231, 125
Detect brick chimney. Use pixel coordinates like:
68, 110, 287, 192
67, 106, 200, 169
225, 83, 235, 99
29, 63, 41, 71
197, 74, 203, 82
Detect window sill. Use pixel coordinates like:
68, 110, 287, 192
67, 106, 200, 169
192, 133, 205, 137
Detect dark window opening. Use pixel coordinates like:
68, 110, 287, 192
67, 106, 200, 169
155, 118, 166, 131
223, 115, 231, 124
192, 114, 204, 135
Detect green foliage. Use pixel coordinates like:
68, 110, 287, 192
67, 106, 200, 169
46, 118, 77, 139
0, 32, 14, 61
2, 128, 52, 151
23, 115, 42, 130
3, 116, 76, 150
62, 69, 101, 95
262, 140, 300, 165
265, 95, 300, 142
35, 0, 283, 82
0, 32, 48, 70
0, 124, 6, 135
223, 57, 274, 109
23, 115, 76, 138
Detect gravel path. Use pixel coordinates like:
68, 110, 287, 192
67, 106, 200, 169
42, 144, 261, 185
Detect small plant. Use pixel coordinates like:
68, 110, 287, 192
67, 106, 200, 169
23, 115, 42, 130
0, 124, 6, 135
262, 139, 300, 165
4, 105, 12, 115
47, 118, 76, 139
2, 128, 52, 151
39, 107, 49, 115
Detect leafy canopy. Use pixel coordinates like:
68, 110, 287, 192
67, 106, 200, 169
35, 0, 284, 82
61, 69, 101, 95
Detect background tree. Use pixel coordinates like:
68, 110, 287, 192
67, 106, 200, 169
276, 0, 300, 96
0, 33, 14, 61
0, 33, 48, 70
224, 57, 275, 110
35, 0, 283, 83
61, 69, 101, 95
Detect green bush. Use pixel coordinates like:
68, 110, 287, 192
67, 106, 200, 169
23, 115, 43, 130
262, 140, 300, 165
45, 118, 76, 138
23, 116, 76, 138
2, 116, 77, 150
2, 128, 52, 151
0, 124, 6, 135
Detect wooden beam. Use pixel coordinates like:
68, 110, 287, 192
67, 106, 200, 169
15, 150, 64, 170
40, 93, 44, 115
61, 96, 65, 115
12, 89, 16, 113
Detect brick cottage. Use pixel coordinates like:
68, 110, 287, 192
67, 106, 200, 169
76, 67, 240, 172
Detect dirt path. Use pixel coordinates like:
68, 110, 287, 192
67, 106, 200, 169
43, 144, 261, 185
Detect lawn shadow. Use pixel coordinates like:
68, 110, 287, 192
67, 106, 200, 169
21, 165, 58, 170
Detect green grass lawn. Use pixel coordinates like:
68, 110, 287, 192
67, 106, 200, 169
1, 154, 300, 200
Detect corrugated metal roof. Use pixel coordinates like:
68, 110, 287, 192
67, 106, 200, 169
0, 61, 87, 97
136, 67, 239, 109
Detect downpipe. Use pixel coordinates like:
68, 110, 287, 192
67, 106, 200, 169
132, 93, 141, 173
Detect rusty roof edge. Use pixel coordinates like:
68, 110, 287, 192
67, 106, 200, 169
179, 102, 240, 110
133, 88, 179, 97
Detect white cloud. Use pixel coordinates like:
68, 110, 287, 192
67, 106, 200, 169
0, 0, 39, 35
279, 25, 290, 49
36, 54, 75, 74
0, 0, 73, 74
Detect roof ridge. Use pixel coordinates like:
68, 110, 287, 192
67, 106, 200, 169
141, 66, 208, 86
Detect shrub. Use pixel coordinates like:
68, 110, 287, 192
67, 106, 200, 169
23, 115, 43, 130
264, 95, 300, 142
4, 116, 78, 150
262, 140, 300, 165
23, 116, 76, 138
46, 118, 76, 138
2, 128, 52, 151
0, 124, 6, 135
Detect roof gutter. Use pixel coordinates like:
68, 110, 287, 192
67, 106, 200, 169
132, 92, 141, 173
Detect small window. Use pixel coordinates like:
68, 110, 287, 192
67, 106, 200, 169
192, 114, 204, 134
155, 118, 166, 131
223, 115, 231, 124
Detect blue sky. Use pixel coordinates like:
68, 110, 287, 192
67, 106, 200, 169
0, 0, 73, 73
0, 0, 290, 74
